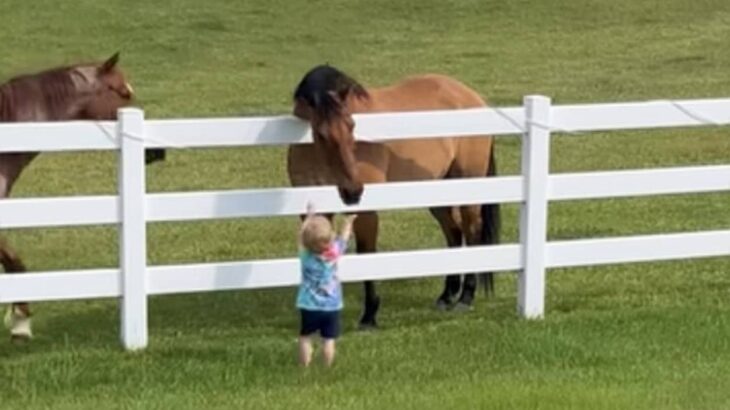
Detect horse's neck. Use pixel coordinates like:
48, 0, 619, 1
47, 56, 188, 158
5, 72, 87, 122
0, 76, 76, 198
0, 81, 45, 121
41, 78, 87, 120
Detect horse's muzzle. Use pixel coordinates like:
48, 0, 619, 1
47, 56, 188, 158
338, 185, 363, 205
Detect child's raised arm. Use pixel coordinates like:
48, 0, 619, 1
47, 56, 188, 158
339, 213, 358, 241
298, 201, 317, 248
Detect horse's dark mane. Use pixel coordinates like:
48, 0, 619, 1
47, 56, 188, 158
293, 65, 369, 119
0, 66, 79, 121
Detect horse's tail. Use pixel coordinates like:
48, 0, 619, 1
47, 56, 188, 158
479, 143, 500, 296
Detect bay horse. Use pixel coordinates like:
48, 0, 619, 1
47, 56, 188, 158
288, 65, 500, 329
0, 52, 159, 343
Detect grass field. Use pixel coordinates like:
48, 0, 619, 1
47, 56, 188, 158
1, 0, 730, 409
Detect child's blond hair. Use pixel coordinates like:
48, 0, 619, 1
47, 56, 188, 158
301, 216, 334, 253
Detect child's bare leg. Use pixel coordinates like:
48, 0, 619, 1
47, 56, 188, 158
299, 336, 313, 367
322, 338, 336, 367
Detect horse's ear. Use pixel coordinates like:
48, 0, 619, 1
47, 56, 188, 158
100, 52, 120, 73
293, 98, 313, 119
351, 83, 368, 99
332, 85, 365, 105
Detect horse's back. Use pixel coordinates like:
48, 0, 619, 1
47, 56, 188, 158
366, 74, 486, 112
360, 74, 493, 182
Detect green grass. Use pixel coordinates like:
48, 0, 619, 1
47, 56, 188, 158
1, 0, 730, 408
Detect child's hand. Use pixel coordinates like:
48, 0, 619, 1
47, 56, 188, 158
340, 213, 358, 240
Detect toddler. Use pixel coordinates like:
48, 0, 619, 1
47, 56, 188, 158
296, 202, 356, 367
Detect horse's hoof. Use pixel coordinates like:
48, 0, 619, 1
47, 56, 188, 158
452, 302, 474, 312
435, 299, 451, 311
10, 334, 31, 345
357, 322, 378, 332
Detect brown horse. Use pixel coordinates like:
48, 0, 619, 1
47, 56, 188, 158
0, 52, 158, 343
288, 65, 500, 329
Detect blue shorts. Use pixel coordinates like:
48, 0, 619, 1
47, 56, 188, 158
299, 309, 340, 339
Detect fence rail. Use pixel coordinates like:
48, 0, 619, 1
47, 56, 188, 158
1, 95, 729, 350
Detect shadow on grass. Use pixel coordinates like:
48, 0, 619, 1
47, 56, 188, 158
0, 273, 520, 360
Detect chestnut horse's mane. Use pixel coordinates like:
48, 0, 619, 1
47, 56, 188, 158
293, 64, 369, 120
0, 65, 80, 121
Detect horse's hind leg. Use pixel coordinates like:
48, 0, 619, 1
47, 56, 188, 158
354, 212, 381, 330
429, 207, 464, 310
454, 204, 484, 311
0, 238, 32, 343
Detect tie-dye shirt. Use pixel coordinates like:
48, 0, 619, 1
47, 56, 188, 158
296, 237, 346, 311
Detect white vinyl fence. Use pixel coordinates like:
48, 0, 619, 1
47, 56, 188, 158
1, 95, 729, 350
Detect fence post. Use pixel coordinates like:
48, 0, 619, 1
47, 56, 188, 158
117, 107, 148, 350
518, 95, 552, 319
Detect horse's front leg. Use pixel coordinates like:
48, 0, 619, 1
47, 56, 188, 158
0, 239, 32, 343
354, 211, 380, 330
0, 158, 36, 343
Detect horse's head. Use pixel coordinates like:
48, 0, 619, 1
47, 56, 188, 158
70, 53, 164, 165
303, 94, 363, 205
293, 65, 369, 205
73, 52, 135, 120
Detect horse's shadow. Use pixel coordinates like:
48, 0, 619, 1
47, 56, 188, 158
0, 299, 119, 358
0, 274, 516, 357
0, 289, 291, 357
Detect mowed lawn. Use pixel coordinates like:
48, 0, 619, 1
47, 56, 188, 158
1, 0, 730, 409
